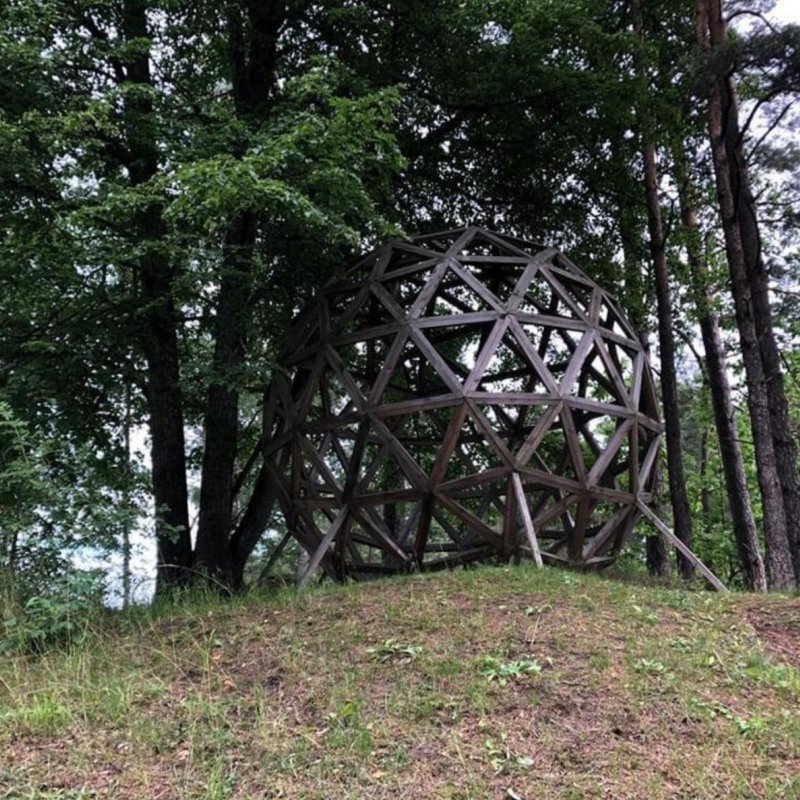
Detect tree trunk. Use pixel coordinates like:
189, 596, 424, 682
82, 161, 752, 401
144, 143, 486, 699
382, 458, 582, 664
646, 537, 671, 577
617, 199, 669, 576
230, 457, 282, 588
632, 0, 695, 579
698, 0, 796, 589
228, 372, 308, 588
705, 1, 800, 584
194, 0, 286, 587
698, 309, 768, 591
122, 382, 132, 608
195, 213, 256, 583
673, 147, 767, 592
121, 0, 192, 592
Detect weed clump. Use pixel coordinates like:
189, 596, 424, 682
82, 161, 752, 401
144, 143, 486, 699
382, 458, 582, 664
1, 571, 103, 655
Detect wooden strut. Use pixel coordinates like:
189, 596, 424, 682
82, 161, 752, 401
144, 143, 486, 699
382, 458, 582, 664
297, 506, 349, 590
636, 500, 728, 592
262, 226, 664, 583
512, 472, 543, 568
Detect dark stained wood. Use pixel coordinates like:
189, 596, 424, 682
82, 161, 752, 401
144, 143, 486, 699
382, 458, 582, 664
260, 227, 675, 581
297, 506, 350, 590
637, 501, 727, 592
413, 495, 434, 565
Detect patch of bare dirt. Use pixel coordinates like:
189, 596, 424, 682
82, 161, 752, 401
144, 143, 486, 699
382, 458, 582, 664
745, 597, 800, 664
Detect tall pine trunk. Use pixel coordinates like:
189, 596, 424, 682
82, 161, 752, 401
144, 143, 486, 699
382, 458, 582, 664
673, 147, 767, 592
617, 199, 669, 576
632, 0, 695, 579
705, 1, 800, 583
697, 0, 796, 589
121, 0, 192, 591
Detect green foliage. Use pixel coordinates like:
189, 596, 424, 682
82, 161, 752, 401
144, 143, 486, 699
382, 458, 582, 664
0, 399, 142, 599
366, 638, 423, 662
483, 734, 534, 773
0, 400, 47, 547
1, 571, 104, 655
479, 656, 543, 685
0, 1, 408, 591
0, 0, 798, 594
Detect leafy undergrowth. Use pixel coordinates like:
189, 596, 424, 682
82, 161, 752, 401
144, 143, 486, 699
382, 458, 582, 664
1, 566, 799, 799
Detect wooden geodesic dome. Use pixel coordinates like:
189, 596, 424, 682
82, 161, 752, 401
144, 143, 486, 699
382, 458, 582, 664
261, 227, 663, 583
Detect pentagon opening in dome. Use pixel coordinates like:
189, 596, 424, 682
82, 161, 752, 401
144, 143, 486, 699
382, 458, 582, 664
261, 226, 666, 585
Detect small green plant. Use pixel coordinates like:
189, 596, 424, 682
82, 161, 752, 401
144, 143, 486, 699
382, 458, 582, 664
632, 604, 658, 625
366, 638, 423, 662
687, 696, 734, 720
734, 715, 769, 738
634, 658, 667, 675
200, 758, 236, 800
663, 592, 694, 611
324, 699, 372, 755
480, 657, 542, 686
668, 636, 693, 652
483, 734, 534, 773
736, 652, 800, 695
325, 698, 363, 727
2, 694, 73, 735
688, 698, 770, 738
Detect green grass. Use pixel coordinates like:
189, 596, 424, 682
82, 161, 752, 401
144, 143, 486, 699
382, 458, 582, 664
1, 564, 799, 799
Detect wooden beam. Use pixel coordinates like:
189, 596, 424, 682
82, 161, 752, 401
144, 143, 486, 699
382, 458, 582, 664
297, 506, 350, 591
636, 501, 728, 592
512, 473, 543, 568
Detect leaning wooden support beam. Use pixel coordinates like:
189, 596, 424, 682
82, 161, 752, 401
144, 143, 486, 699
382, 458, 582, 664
636, 500, 728, 593
298, 506, 350, 591
257, 530, 292, 585
512, 472, 543, 568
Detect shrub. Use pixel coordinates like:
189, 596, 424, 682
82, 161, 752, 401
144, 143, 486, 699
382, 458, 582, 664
1, 570, 104, 655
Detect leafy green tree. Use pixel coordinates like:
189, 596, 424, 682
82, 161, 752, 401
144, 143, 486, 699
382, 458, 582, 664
0, 0, 404, 593
2, 0, 798, 596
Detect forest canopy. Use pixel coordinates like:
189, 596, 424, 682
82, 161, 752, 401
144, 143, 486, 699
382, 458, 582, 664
1, 0, 799, 605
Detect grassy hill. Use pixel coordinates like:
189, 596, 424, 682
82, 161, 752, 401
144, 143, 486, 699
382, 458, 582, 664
1, 565, 799, 799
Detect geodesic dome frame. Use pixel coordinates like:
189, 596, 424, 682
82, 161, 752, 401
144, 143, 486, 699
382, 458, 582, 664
260, 227, 665, 584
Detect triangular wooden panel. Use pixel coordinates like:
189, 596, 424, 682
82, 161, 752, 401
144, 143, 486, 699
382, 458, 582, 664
264, 227, 663, 581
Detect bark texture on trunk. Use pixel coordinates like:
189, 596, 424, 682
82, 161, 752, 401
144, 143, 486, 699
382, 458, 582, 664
195, 0, 287, 586
646, 521, 671, 577
632, 0, 695, 579
698, 308, 768, 591
698, 0, 796, 588
230, 458, 282, 588
705, 2, 800, 583
674, 149, 767, 592
617, 199, 669, 576
229, 368, 309, 588
121, 0, 192, 592
195, 213, 256, 583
